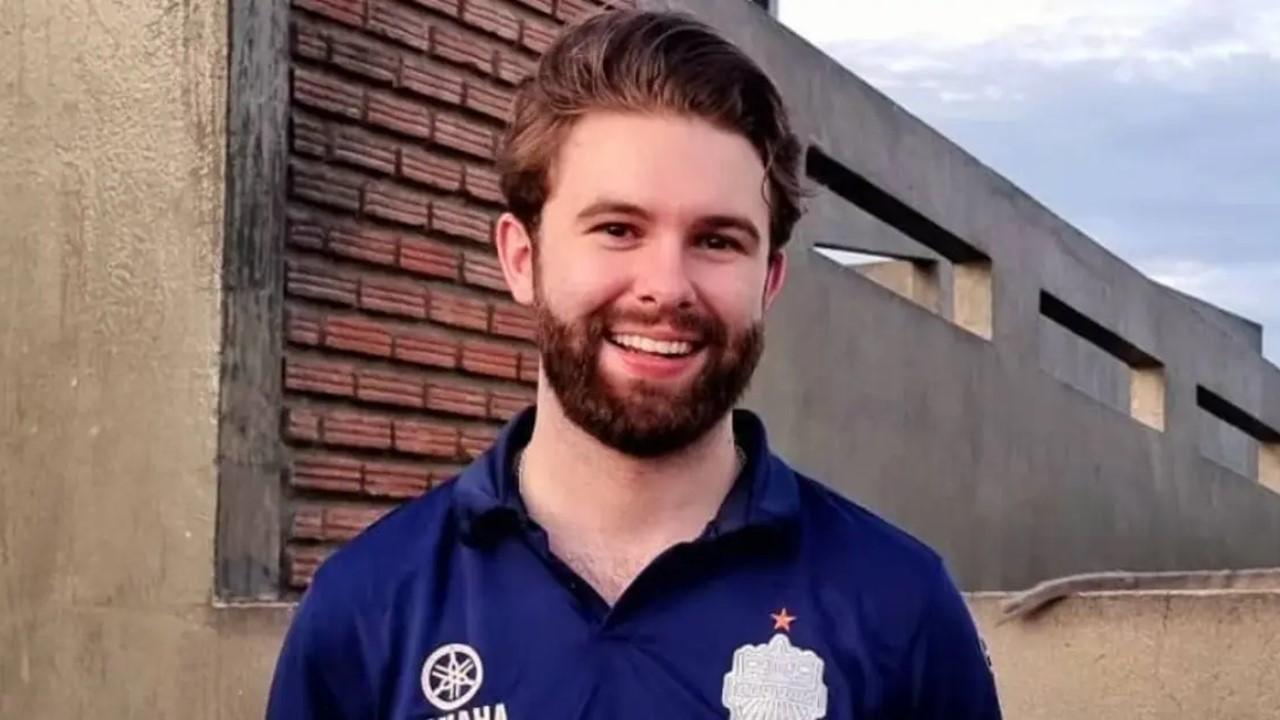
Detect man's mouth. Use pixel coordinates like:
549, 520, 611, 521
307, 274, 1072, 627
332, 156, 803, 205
607, 333, 700, 358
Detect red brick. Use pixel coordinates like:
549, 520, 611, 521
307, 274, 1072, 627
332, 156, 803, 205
494, 51, 534, 85
325, 315, 394, 357
430, 291, 490, 331
364, 461, 433, 498
294, 21, 331, 61
359, 276, 429, 318
357, 282, 428, 321
367, 0, 431, 51
511, 0, 553, 15
286, 407, 323, 443
426, 381, 489, 417
460, 426, 499, 459
431, 201, 493, 244
518, 349, 540, 383
555, 0, 596, 22
367, 90, 433, 139
399, 235, 461, 279
291, 506, 325, 540
520, 15, 558, 54
333, 126, 399, 176
286, 544, 332, 588
431, 26, 496, 75
289, 220, 328, 251
461, 251, 507, 291
329, 225, 399, 266
357, 367, 427, 408
287, 262, 360, 306
364, 180, 431, 227
286, 309, 325, 346
291, 454, 364, 493
324, 410, 394, 449
405, 0, 460, 16
293, 67, 364, 120
330, 33, 400, 85
292, 112, 330, 158
461, 340, 520, 379
432, 112, 494, 159
491, 301, 537, 340
295, 0, 366, 28
461, 0, 521, 41
400, 146, 464, 192
400, 59, 465, 105
290, 162, 363, 214
323, 505, 389, 540
490, 389, 533, 420
462, 165, 503, 204
285, 357, 358, 397
393, 332, 459, 369
394, 419, 460, 457
463, 82, 512, 120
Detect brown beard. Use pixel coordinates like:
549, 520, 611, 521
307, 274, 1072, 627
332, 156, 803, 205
534, 294, 764, 458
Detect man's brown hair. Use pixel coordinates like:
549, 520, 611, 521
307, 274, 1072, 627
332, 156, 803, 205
497, 9, 804, 252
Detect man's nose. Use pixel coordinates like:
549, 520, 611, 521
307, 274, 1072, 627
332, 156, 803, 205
631, 237, 696, 309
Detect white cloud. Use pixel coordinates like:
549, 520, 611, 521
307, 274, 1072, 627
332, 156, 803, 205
781, 0, 1280, 62
780, 0, 1280, 363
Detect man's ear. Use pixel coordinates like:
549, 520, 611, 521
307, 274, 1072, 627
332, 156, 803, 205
495, 213, 536, 306
762, 249, 788, 310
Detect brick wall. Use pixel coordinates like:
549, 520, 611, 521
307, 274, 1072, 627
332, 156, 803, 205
281, 0, 632, 590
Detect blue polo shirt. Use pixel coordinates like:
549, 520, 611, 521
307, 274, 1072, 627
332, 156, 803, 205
268, 408, 1001, 719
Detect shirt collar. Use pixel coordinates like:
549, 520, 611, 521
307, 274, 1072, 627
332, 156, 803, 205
452, 406, 801, 544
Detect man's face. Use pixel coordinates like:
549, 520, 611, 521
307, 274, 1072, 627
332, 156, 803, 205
500, 112, 787, 457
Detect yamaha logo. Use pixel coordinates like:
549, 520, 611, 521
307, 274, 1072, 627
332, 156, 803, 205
420, 643, 509, 720
421, 643, 484, 712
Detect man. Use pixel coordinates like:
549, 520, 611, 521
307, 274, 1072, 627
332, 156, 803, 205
268, 10, 1001, 719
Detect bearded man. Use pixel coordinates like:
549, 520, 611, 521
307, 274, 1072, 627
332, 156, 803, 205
267, 10, 1002, 719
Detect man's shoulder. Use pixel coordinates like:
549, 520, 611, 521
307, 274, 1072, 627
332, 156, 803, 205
792, 472, 948, 591
304, 480, 460, 608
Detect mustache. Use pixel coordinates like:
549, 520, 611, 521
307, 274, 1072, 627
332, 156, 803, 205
589, 304, 728, 345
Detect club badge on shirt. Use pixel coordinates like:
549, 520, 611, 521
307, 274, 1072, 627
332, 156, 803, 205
722, 608, 829, 720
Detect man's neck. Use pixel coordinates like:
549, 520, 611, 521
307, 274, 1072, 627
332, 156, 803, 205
517, 385, 741, 602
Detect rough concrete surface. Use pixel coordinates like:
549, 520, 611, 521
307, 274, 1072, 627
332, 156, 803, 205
0, 0, 289, 716
972, 591, 1280, 719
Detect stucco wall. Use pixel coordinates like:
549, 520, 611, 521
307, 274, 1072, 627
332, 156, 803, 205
0, 0, 285, 715
972, 592, 1280, 719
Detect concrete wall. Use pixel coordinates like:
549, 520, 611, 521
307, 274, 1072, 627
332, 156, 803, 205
0, 1, 286, 715
649, 0, 1280, 590
972, 592, 1280, 719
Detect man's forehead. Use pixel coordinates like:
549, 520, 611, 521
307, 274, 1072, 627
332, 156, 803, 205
547, 112, 769, 224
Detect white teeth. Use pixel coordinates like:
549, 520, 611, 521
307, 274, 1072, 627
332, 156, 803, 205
611, 334, 695, 356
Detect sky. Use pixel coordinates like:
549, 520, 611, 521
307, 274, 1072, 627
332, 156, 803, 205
778, 0, 1279, 363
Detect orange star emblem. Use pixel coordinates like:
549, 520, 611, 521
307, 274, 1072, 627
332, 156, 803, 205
770, 607, 796, 632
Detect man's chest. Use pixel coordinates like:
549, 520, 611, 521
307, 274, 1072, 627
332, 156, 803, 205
374, 555, 896, 720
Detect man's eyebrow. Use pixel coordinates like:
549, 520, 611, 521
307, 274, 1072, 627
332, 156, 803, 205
576, 200, 652, 221
696, 214, 762, 244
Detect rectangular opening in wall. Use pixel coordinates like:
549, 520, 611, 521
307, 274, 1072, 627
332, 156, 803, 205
1038, 291, 1166, 431
812, 245, 940, 314
1197, 386, 1280, 492
806, 146, 992, 339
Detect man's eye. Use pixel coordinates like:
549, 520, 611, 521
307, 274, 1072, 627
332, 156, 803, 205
698, 234, 741, 251
596, 223, 632, 238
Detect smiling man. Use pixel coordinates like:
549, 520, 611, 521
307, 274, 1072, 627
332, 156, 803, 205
267, 10, 1001, 720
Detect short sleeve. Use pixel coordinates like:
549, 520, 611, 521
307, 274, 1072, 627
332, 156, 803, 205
265, 576, 378, 720
898, 560, 1003, 719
